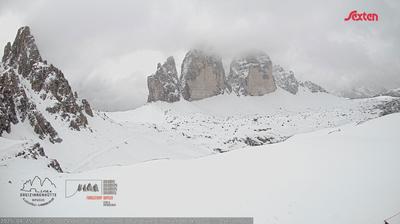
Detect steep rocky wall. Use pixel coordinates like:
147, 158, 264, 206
180, 49, 227, 101
228, 51, 276, 96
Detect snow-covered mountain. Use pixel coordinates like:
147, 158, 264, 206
1, 26, 400, 175
0, 26, 95, 171
0, 27, 93, 139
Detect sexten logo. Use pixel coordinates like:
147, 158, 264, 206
344, 10, 378, 21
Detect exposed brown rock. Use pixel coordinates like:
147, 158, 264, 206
180, 49, 227, 101
228, 51, 276, 96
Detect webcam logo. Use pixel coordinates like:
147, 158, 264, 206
20, 176, 57, 206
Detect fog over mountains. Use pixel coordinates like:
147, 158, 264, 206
0, 0, 399, 111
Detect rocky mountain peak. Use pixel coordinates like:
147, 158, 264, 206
147, 56, 180, 103
0, 26, 93, 143
159, 56, 177, 76
2, 26, 42, 66
180, 49, 227, 101
228, 51, 276, 96
273, 64, 327, 94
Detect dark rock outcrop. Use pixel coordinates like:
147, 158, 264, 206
147, 56, 180, 103
0, 72, 19, 135
273, 65, 299, 95
0, 26, 93, 142
81, 99, 93, 117
273, 64, 328, 95
15, 143, 46, 159
300, 80, 328, 93
228, 51, 276, 96
180, 49, 227, 101
29, 112, 62, 143
48, 159, 63, 173
377, 98, 400, 116
14, 142, 63, 173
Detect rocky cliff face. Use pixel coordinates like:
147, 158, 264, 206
147, 56, 180, 103
228, 51, 276, 96
0, 26, 93, 143
180, 49, 227, 101
147, 50, 328, 102
273, 65, 299, 95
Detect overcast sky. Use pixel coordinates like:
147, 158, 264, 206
0, 0, 399, 111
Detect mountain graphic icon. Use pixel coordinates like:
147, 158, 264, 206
21, 176, 56, 192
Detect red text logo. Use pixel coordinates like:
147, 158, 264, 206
344, 10, 378, 21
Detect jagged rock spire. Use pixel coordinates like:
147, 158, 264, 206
2, 26, 42, 72
147, 56, 180, 103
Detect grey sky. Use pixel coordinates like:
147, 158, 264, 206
1, 0, 399, 111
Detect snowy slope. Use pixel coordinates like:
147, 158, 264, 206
0, 113, 399, 224
0, 88, 395, 172
1, 110, 211, 173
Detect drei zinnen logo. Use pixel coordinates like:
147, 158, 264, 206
20, 176, 57, 206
